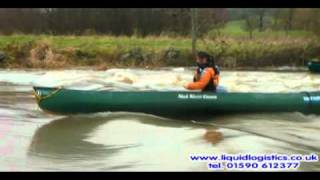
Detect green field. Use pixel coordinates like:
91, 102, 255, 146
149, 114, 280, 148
0, 21, 319, 69
208, 20, 315, 38
0, 35, 191, 50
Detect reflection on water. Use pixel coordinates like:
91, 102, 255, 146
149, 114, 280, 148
26, 112, 320, 171
27, 113, 230, 171
0, 68, 320, 171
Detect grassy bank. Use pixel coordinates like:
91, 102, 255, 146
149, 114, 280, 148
209, 20, 316, 38
0, 33, 320, 69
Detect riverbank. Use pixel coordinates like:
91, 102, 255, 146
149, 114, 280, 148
0, 34, 319, 69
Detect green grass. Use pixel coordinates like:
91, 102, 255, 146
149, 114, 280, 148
0, 35, 37, 48
0, 20, 316, 50
0, 34, 198, 68
208, 20, 316, 38
0, 30, 320, 69
221, 20, 247, 36
0, 24, 315, 53
0, 34, 196, 51
0, 34, 186, 50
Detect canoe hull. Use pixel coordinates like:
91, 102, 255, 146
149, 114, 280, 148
308, 61, 320, 73
33, 87, 320, 116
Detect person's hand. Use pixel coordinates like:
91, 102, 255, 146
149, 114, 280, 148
183, 83, 189, 89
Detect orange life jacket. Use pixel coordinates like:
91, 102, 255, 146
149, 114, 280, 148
188, 66, 220, 91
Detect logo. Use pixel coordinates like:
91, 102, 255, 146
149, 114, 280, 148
177, 93, 217, 100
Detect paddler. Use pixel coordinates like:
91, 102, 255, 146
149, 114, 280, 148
184, 51, 220, 91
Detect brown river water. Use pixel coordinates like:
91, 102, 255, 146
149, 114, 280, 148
0, 68, 320, 171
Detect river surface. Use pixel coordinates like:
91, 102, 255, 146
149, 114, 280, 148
0, 68, 320, 171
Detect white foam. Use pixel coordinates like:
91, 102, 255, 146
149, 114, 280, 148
0, 69, 319, 93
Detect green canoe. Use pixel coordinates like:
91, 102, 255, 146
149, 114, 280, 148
307, 61, 320, 73
33, 86, 320, 116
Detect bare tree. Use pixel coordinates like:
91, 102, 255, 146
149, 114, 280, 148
191, 8, 199, 57
256, 8, 267, 32
283, 8, 295, 35
242, 9, 258, 39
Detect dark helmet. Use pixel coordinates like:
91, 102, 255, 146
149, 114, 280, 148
197, 51, 215, 65
197, 51, 219, 75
